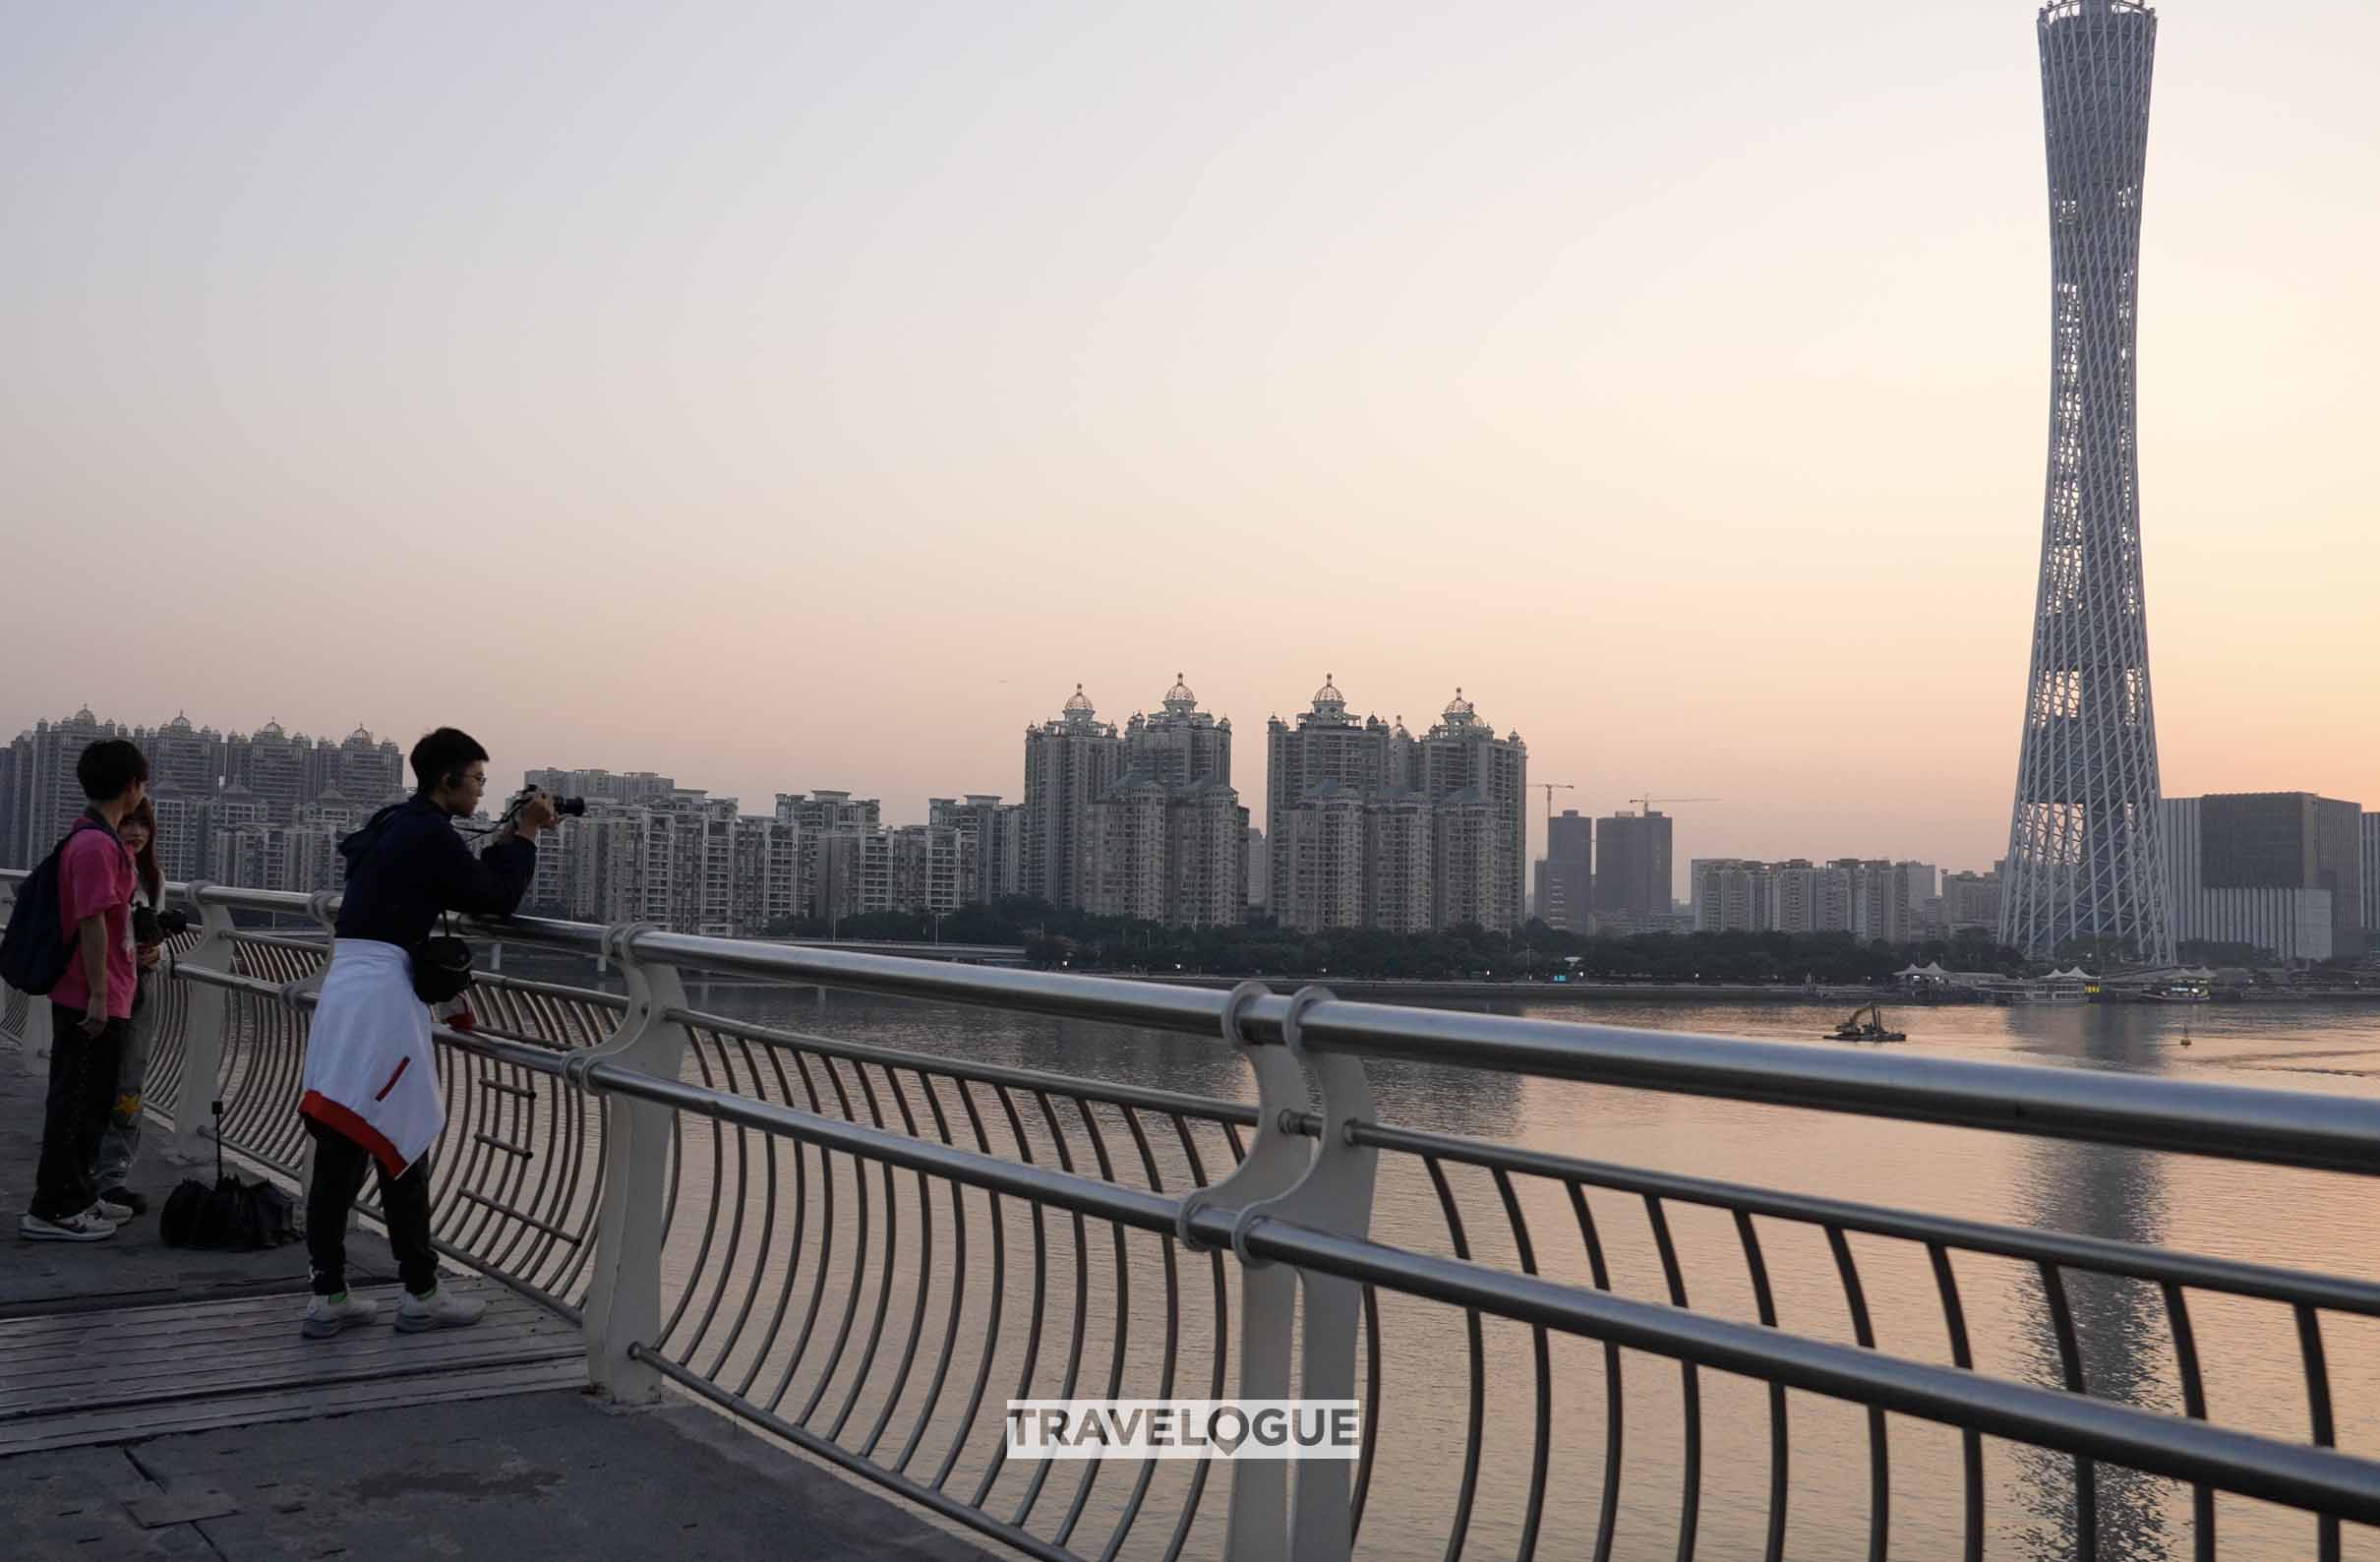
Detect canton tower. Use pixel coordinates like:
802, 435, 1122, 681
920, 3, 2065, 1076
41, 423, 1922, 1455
2000, 1, 2173, 966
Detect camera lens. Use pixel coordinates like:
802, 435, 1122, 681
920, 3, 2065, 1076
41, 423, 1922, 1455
558, 796, 587, 817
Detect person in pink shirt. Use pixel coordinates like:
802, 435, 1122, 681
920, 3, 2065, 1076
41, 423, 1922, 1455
20, 739, 148, 1242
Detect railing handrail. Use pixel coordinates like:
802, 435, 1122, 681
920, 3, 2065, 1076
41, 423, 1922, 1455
17, 866, 2380, 1558
51, 874, 2379, 1177
150, 957, 2380, 1532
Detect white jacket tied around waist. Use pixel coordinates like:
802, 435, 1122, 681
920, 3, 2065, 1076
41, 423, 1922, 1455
299, 939, 442, 1175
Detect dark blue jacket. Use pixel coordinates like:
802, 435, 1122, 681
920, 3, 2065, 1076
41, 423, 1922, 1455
335, 797, 536, 948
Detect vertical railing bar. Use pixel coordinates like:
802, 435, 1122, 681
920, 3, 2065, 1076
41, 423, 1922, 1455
736, 1041, 811, 1401
1010, 1088, 1092, 1532
1424, 1155, 1487, 1562
1350, 1279, 1381, 1543
1732, 1211, 1790, 1562
1097, 1105, 1179, 1562
2158, 1282, 2214, 1562
696, 1035, 780, 1383
1491, 1167, 1554, 1562
969, 1081, 1047, 1512
682, 1031, 757, 1370
1929, 1242, 1986, 1562
658, 1028, 730, 1354
2296, 1303, 2341, 1562
1567, 1181, 1626, 1562
1052, 1099, 1130, 1549
2038, 1260, 2098, 1562
858, 1066, 941, 1461
886, 1071, 966, 1471
794, 1081, 876, 1427
932, 1077, 1010, 1494
824, 1060, 908, 1442
763, 1052, 838, 1415
1644, 1193, 1701, 1562
1824, 1225, 1889, 1562
1160, 1111, 1227, 1562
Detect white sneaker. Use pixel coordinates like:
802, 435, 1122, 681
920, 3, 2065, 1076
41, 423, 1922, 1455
396, 1285, 486, 1333
20, 1209, 117, 1242
93, 1195, 135, 1223
300, 1292, 382, 1340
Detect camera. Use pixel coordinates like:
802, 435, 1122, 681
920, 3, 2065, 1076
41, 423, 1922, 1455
134, 906, 193, 946
504, 787, 586, 822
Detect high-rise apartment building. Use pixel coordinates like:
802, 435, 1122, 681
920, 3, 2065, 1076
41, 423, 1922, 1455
4, 709, 123, 868
1537, 809, 1592, 931
529, 767, 680, 806
777, 790, 880, 919
1268, 679, 1395, 928
1942, 871, 2003, 933
1268, 680, 1525, 933
1087, 677, 1247, 928
1693, 856, 1927, 941
1412, 692, 1526, 931
930, 795, 1024, 905
1022, 687, 1124, 911
2002, 1, 2172, 965
1593, 811, 1674, 917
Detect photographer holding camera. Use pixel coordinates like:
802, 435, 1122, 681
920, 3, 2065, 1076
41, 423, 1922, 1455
295, 727, 556, 1340
90, 797, 188, 1218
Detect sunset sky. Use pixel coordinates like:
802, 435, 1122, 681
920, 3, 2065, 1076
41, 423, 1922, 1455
4, 2, 2372, 888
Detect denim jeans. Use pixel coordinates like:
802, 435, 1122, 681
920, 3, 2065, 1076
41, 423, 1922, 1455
30, 1003, 126, 1222
92, 970, 158, 1191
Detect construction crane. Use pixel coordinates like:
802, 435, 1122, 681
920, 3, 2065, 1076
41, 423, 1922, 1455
1629, 795, 1718, 815
1531, 781, 1577, 834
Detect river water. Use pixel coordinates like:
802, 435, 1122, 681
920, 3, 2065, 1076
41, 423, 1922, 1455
666, 985, 2380, 1561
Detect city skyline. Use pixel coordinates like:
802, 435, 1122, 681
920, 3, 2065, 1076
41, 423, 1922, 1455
6, 691, 2048, 897
3, 4, 2375, 885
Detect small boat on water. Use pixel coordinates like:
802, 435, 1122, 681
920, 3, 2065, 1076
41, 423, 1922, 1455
1827, 1003, 1906, 1043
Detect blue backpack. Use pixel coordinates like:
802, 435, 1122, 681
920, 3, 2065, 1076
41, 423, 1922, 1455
0, 816, 118, 995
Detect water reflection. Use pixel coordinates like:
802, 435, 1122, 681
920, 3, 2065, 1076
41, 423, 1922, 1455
494, 957, 2380, 1559
2012, 1008, 2178, 1562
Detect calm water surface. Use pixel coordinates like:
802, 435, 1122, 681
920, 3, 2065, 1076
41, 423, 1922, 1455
668, 985, 2380, 1562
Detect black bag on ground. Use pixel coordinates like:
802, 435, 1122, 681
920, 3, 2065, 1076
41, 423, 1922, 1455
161, 1175, 298, 1250
158, 1101, 301, 1251
0, 816, 117, 995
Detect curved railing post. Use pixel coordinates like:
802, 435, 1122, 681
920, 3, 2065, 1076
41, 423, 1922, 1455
1238, 987, 1378, 1562
577, 921, 690, 1404
171, 883, 239, 1164
1175, 983, 1378, 1562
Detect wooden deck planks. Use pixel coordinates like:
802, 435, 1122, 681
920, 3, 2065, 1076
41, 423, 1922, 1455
0, 1283, 588, 1455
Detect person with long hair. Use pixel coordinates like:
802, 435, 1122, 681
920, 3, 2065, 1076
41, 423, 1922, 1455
92, 796, 172, 1216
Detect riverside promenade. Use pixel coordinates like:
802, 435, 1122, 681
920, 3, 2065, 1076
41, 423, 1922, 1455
0, 1055, 983, 1561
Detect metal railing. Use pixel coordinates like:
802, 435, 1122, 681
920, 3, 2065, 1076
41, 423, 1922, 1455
5, 870, 2380, 1560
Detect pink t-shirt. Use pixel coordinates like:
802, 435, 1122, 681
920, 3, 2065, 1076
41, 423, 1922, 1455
48, 825, 137, 1020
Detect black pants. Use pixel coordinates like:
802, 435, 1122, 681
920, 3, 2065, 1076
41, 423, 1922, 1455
304, 1116, 437, 1295
30, 1005, 126, 1222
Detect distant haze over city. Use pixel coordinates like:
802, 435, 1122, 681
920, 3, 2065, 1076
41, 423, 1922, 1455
4, 3, 2373, 886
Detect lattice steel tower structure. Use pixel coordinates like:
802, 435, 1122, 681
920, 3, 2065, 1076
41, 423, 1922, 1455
2000, 1, 2173, 966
